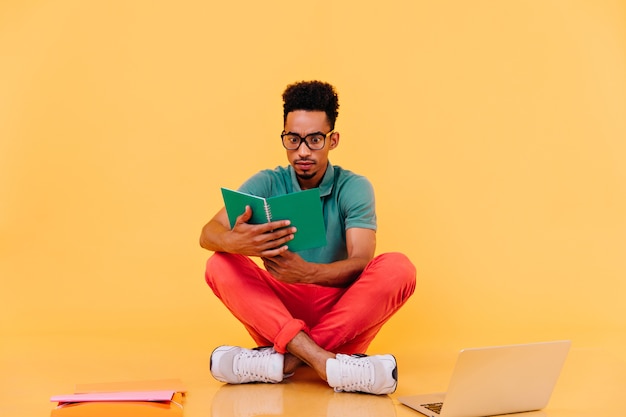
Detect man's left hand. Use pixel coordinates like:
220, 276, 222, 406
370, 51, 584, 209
262, 251, 314, 284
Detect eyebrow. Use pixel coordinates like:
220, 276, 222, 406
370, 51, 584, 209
284, 131, 326, 137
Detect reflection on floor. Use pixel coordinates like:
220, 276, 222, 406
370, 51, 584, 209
211, 367, 397, 417
1, 332, 626, 417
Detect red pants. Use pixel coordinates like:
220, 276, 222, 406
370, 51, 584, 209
205, 252, 416, 355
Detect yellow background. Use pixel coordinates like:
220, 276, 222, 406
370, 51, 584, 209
1, 0, 625, 403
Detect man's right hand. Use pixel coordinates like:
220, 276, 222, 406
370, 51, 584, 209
199, 205, 296, 258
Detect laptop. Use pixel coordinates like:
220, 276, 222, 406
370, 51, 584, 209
398, 340, 571, 417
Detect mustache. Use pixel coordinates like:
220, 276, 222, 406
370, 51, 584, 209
295, 159, 315, 163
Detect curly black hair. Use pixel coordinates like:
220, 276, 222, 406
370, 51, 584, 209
282, 81, 340, 129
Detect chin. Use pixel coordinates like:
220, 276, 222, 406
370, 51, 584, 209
296, 172, 316, 181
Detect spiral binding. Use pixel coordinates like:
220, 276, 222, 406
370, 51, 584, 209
264, 202, 272, 222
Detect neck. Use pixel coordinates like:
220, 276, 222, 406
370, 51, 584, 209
297, 162, 328, 190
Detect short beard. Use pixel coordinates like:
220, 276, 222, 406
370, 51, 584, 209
296, 172, 315, 181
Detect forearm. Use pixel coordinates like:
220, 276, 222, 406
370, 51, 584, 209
306, 256, 370, 287
304, 227, 376, 287
199, 220, 232, 252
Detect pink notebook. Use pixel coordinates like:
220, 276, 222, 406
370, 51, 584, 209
51, 390, 176, 404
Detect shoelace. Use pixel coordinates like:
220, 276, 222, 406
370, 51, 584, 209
338, 355, 374, 391
234, 348, 276, 382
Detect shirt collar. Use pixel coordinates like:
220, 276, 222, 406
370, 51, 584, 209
289, 162, 335, 197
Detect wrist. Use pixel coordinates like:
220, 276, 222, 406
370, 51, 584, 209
305, 262, 323, 285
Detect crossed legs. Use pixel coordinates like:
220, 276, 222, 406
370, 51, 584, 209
205, 251, 416, 382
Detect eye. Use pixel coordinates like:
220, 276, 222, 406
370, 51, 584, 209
286, 135, 300, 144
308, 135, 324, 144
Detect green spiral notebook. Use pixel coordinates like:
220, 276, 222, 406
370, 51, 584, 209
221, 187, 327, 252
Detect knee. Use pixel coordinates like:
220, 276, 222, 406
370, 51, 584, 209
205, 252, 260, 291
204, 252, 239, 287
374, 252, 417, 295
205, 251, 228, 271
378, 252, 416, 279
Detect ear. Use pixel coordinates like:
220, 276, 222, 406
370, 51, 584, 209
328, 132, 340, 149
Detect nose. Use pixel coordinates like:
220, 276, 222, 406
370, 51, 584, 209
297, 140, 312, 156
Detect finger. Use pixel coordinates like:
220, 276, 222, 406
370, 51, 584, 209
261, 245, 289, 258
267, 226, 297, 241
235, 205, 253, 225
256, 219, 292, 234
261, 258, 271, 270
260, 233, 294, 251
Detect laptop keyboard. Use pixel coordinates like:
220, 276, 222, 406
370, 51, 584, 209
422, 402, 444, 414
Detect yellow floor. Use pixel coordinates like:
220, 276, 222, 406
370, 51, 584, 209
1, 329, 625, 417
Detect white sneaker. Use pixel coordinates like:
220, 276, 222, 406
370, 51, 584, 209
326, 353, 398, 395
210, 346, 284, 384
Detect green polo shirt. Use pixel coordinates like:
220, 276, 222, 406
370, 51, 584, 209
238, 162, 377, 264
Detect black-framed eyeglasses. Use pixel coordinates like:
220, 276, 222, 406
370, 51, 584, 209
281, 130, 334, 150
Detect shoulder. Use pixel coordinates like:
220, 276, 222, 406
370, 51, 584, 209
239, 166, 291, 196
246, 166, 290, 182
333, 165, 374, 194
330, 165, 375, 210
330, 165, 377, 229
